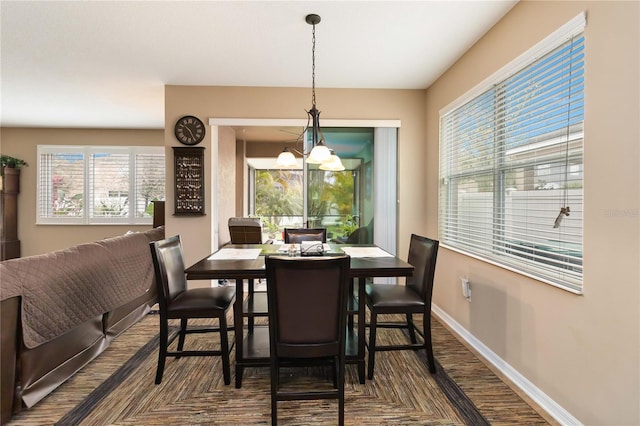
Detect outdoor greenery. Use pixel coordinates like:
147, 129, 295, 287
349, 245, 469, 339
255, 168, 356, 238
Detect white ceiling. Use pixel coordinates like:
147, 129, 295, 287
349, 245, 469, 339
1, 0, 517, 130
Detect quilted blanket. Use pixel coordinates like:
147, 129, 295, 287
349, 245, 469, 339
0, 231, 158, 348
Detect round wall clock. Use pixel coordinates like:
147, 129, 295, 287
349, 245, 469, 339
174, 115, 205, 145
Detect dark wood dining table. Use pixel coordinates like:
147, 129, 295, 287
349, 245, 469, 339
185, 243, 413, 388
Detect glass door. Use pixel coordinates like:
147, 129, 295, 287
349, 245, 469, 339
253, 127, 374, 243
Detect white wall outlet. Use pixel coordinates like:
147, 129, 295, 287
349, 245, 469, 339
461, 277, 471, 301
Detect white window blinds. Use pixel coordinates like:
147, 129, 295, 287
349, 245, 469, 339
439, 14, 585, 293
37, 146, 165, 225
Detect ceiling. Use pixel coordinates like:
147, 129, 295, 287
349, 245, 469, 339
1, 1, 517, 131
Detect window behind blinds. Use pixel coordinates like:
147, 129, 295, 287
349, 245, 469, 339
439, 14, 585, 293
37, 146, 165, 225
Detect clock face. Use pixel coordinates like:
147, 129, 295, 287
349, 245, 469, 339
174, 116, 205, 145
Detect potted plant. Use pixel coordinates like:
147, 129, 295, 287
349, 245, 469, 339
1, 155, 27, 194
0, 155, 28, 169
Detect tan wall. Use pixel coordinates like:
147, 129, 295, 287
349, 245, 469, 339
164, 86, 426, 267
426, 1, 639, 424
0, 127, 163, 256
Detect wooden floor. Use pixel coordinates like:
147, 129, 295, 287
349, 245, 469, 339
7, 312, 555, 425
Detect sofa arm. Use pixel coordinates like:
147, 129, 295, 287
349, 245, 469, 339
1, 296, 20, 424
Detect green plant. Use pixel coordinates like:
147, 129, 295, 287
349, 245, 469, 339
1, 155, 28, 169
340, 215, 359, 237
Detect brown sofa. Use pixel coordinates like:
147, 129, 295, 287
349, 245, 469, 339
0, 226, 164, 424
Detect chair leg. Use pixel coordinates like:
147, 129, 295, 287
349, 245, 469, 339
338, 358, 345, 426
367, 311, 378, 380
176, 318, 188, 358
271, 360, 279, 425
219, 315, 231, 385
423, 312, 436, 374
248, 279, 255, 333
406, 313, 417, 343
155, 319, 168, 384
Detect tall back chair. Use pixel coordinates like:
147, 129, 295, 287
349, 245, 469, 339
365, 234, 439, 379
265, 255, 351, 426
228, 217, 263, 244
228, 217, 265, 331
283, 228, 327, 244
149, 235, 236, 385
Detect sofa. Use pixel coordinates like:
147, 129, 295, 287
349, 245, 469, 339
0, 226, 164, 424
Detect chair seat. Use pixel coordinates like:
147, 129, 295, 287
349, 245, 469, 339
365, 283, 424, 308
168, 287, 235, 313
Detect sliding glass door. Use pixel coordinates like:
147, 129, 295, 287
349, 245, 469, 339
253, 127, 374, 243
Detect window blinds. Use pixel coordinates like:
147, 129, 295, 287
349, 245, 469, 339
37, 146, 165, 225
439, 15, 585, 293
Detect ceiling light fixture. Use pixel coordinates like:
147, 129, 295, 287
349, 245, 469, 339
276, 14, 344, 171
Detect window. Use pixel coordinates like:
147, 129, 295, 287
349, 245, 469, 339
37, 146, 165, 225
439, 14, 585, 293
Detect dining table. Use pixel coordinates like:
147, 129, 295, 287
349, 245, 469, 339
185, 243, 414, 388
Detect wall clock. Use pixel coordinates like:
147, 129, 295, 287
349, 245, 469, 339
174, 115, 205, 145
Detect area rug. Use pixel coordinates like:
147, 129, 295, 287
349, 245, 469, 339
8, 314, 549, 425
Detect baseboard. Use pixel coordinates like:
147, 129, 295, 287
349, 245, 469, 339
431, 305, 582, 426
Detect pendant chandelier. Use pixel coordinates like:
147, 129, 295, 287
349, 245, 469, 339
276, 14, 345, 172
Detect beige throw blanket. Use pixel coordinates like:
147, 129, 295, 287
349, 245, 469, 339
0, 231, 159, 348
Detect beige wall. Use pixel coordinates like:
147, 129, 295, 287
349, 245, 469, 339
0, 128, 163, 256
426, 1, 639, 424
164, 86, 425, 267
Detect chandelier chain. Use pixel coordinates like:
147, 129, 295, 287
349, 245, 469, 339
311, 21, 316, 108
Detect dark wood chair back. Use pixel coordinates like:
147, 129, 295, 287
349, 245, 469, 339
265, 255, 350, 425
150, 235, 188, 310
283, 228, 327, 244
228, 217, 263, 244
406, 234, 439, 303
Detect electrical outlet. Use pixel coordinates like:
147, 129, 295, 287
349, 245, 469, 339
460, 277, 471, 301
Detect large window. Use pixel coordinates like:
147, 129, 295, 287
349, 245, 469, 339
37, 146, 165, 225
439, 15, 585, 293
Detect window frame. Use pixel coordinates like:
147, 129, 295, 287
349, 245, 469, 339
438, 13, 586, 294
37, 145, 165, 225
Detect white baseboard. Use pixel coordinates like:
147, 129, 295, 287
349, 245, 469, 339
431, 304, 582, 426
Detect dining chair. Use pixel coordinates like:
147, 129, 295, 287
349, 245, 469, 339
365, 234, 439, 379
149, 235, 236, 385
228, 217, 263, 244
228, 217, 265, 331
283, 227, 327, 243
265, 255, 351, 426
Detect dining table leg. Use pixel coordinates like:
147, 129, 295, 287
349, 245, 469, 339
357, 277, 366, 384
234, 278, 244, 388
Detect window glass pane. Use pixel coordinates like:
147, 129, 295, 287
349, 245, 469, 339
135, 153, 165, 218
255, 170, 303, 235
39, 152, 85, 218
439, 29, 584, 292
90, 152, 129, 219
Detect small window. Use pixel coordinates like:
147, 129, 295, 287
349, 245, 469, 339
37, 146, 165, 225
439, 14, 585, 293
